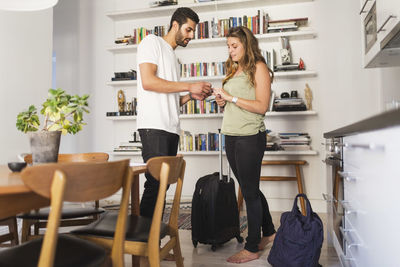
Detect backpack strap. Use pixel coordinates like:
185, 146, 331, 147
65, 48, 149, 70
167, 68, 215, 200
292, 193, 313, 218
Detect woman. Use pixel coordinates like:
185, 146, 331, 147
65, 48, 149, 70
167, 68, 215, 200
213, 26, 276, 264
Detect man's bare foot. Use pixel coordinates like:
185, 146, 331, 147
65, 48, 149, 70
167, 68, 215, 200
258, 233, 276, 250
226, 249, 259, 263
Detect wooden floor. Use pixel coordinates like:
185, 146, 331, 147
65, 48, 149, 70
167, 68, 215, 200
126, 211, 341, 267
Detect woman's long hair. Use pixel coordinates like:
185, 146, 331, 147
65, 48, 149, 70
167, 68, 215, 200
223, 26, 273, 86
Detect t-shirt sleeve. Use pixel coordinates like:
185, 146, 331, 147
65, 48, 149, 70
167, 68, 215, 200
137, 35, 159, 65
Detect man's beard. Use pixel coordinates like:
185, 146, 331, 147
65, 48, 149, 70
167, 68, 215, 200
175, 30, 189, 47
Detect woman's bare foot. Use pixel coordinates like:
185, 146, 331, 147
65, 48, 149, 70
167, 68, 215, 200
258, 233, 276, 250
226, 249, 259, 263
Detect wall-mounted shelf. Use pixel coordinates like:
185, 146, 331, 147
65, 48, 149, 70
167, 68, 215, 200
106, 80, 137, 86
106, 0, 314, 21
112, 150, 318, 156
106, 111, 317, 121
106, 29, 316, 53
106, 71, 317, 87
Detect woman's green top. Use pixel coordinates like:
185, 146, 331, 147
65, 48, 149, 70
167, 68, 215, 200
221, 72, 266, 136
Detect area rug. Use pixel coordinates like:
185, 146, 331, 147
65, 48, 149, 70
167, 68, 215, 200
162, 211, 248, 233
102, 203, 248, 233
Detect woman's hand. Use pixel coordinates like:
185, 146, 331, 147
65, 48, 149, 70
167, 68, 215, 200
215, 95, 226, 107
212, 87, 232, 102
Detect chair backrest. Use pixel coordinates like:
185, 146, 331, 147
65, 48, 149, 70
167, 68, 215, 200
146, 155, 186, 265
24, 152, 109, 164
20, 160, 132, 267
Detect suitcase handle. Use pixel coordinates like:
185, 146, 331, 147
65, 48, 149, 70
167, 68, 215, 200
218, 129, 230, 183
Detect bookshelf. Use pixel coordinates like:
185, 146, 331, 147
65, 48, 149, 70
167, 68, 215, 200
107, 1, 319, 167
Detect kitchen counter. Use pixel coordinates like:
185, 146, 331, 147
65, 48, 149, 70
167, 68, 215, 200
324, 108, 400, 138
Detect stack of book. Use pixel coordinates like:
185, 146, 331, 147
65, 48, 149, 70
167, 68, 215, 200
273, 97, 307, 111
279, 133, 311, 151
113, 141, 142, 152
267, 17, 308, 33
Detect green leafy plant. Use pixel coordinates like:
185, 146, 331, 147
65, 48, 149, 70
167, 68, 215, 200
16, 88, 89, 135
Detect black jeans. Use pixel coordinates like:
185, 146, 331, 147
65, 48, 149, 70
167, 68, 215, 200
225, 131, 276, 253
138, 129, 179, 218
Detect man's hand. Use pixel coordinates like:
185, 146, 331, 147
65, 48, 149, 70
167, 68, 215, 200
190, 93, 206, 101
189, 82, 212, 98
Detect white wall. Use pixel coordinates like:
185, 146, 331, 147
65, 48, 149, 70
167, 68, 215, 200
0, 9, 53, 164
52, 0, 400, 212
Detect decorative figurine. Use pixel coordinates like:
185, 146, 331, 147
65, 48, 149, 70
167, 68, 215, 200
126, 101, 132, 112
280, 37, 291, 65
304, 83, 313, 110
298, 58, 305, 70
117, 90, 125, 112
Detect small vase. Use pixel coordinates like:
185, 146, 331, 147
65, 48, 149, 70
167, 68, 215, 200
29, 131, 61, 164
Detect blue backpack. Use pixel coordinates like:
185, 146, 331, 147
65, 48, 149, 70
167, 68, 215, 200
267, 194, 323, 267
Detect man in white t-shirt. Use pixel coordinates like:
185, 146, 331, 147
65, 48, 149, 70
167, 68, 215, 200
137, 7, 212, 218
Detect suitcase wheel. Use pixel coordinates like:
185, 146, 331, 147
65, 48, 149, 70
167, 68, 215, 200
192, 240, 198, 248
211, 245, 217, 252
236, 235, 244, 243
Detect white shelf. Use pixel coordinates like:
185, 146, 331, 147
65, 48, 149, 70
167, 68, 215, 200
106, 80, 137, 86
112, 150, 318, 156
106, 29, 316, 53
106, 111, 316, 121
274, 70, 317, 78
104, 71, 317, 86
106, 111, 317, 121
106, 116, 136, 121
266, 110, 317, 116
179, 113, 223, 119
180, 76, 224, 82
106, 0, 313, 21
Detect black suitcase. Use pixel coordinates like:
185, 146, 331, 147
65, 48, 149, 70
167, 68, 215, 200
191, 130, 243, 251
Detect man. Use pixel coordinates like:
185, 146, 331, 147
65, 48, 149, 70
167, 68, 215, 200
137, 7, 212, 218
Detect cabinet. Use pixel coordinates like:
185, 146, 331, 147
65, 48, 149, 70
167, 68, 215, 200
106, 0, 319, 200
339, 126, 400, 266
360, 0, 400, 68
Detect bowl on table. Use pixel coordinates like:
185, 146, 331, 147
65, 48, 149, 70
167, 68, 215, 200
8, 162, 27, 172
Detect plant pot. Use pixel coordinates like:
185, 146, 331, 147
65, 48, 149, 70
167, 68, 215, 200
29, 131, 61, 164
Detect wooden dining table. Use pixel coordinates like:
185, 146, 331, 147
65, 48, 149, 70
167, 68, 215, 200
0, 164, 147, 220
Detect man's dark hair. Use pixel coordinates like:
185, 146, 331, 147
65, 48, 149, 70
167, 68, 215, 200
168, 7, 199, 31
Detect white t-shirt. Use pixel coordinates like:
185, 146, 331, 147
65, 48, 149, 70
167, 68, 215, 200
136, 34, 181, 135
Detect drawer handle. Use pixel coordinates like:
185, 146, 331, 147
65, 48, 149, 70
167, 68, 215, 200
339, 253, 356, 267
340, 200, 357, 215
378, 15, 397, 33
338, 171, 357, 182
340, 227, 362, 250
359, 0, 371, 15
343, 143, 385, 151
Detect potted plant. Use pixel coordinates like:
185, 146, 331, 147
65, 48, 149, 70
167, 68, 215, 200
16, 88, 89, 164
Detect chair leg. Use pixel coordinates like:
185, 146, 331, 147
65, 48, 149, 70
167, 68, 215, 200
132, 255, 140, 267
172, 235, 184, 267
237, 187, 243, 212
21, 219, 35, 243
295, 165, 306, 216
8, 217, 18, 246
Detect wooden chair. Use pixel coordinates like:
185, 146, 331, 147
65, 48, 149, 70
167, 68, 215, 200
72, 155, 186, 267
237, 160, 307, 216
0, 160, 133, 267
0, 217, 19, 247
19, 153, 109, 242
